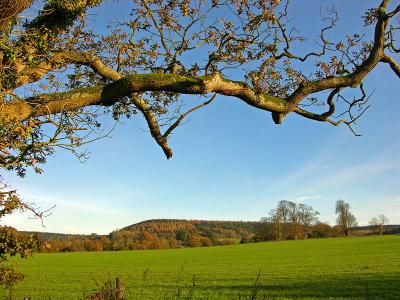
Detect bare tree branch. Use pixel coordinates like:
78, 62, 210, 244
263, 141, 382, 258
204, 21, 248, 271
1, 0, 399, 167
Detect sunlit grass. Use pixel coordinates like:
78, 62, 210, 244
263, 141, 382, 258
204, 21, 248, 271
3, 235, 400, 299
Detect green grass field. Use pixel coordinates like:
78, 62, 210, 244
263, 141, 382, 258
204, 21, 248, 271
2, 236, 400, 299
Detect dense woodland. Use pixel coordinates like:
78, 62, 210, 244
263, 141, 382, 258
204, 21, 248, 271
8, 200, 395, 253
22, 216, 399, 253
35, 219, 258, 252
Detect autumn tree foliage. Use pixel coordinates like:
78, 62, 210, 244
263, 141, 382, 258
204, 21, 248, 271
37, 219, 257, 252
35, 215, 396, 252
0, 0, 399, 179
256, 200, 320, 241
0, 181, 40, 289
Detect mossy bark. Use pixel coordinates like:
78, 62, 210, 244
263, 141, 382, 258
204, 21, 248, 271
1, 73, 288, 122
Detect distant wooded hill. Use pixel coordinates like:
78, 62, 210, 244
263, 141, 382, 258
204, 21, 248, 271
25, 219, 259, 240
122, 219, 259, 238
22, 220, 400, 253
110, 219, 259, 250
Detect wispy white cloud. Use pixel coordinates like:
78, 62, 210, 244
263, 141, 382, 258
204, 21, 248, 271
0, 191, 137, 234
290, 195, 324, 202
278, 132, 349, 187
295, 158, 400, 195
21, 192, 122, 215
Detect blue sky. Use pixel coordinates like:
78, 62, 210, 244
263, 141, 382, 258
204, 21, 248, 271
1, 0, 399, 234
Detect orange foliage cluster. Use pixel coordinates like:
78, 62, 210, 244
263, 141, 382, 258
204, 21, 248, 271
33, 219, 395, 253
37, 220, 258, 252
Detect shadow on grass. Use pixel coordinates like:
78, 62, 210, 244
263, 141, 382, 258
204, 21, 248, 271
129, 272, 400, 299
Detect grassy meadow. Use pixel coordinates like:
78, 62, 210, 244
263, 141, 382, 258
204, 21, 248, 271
3, 235, 400, 299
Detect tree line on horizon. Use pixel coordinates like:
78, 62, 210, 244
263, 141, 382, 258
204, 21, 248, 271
38, 220, 257, 252
30, 200, 395, 253
253, 200, 392, 242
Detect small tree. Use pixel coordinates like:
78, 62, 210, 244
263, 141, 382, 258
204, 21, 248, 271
0, 179, 44, 294
335, 200, 357, 236
369, 215, 389, 235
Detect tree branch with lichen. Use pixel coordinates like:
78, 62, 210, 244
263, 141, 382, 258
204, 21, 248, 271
0, 0, 399, 170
